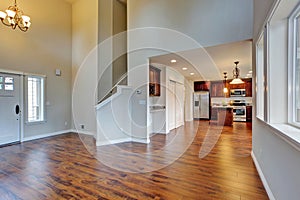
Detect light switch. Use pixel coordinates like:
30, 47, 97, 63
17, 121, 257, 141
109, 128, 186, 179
55, 69, 61, 76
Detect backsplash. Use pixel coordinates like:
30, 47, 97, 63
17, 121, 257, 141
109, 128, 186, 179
211, 97, 252, 105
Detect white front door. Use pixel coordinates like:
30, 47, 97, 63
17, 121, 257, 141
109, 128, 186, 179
0, 73, 21, 145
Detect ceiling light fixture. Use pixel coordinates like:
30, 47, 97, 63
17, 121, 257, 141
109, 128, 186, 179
190, 72, 195, 75
171, 59, 177, 63
0, 0, 31, 32
182, 67, 187, 70
223, 72, 228, 94
230, 61, 244, 84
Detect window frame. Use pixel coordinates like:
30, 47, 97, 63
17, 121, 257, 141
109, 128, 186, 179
288, 4, 300, 128
25, 75, 46, 124
256, 25, 269, 123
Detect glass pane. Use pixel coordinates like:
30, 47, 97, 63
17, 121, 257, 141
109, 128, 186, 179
0, 76, 3, 82
5, 77, 13, 84
4, 84, 13, 91
27, 76, 44, 122
296, 17, 300, 122
0, 84, 2, 90
256, 34, 264, 120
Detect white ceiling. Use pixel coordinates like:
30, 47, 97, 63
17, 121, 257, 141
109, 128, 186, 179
150, 40, 252, 81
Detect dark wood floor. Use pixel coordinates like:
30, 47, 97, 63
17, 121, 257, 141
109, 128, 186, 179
0, 121, 268, 200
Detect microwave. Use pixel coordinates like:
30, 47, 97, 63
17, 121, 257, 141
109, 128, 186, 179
230, 89, 246, 97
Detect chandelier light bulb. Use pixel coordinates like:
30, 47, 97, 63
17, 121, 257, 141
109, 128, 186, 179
0, 11, 7, 19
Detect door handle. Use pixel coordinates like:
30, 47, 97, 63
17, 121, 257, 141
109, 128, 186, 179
15, 105, 20, 115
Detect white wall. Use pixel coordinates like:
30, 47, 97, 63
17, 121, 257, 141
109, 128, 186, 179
0, 0, 72, 137
184, 80, 194, 122
253, 0, 300, 199
72, 0, 98, 135
128, 0, 253, 47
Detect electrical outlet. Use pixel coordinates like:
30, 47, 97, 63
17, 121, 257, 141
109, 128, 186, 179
80, 124, 85, 129
64, 121, 68, 126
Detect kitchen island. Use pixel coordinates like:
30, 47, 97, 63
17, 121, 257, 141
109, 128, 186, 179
210, 106, 233, 126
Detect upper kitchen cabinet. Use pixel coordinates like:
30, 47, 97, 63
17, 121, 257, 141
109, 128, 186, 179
244, 78, 252, 97
210, 81, 226, 97
194, 81, 210, 91
149, 66, 161, 96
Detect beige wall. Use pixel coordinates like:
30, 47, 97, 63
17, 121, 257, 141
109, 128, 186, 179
0, 0, 72, 137
72, 0, 98, 135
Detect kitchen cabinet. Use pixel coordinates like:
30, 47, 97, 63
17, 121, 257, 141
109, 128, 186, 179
210, 107, 233, 126
246, 106, 252, 122
194, 81, 210, 91
210, 81, 226, 97
149, 66, 161, 96
211, 107, 217, 120
244, 78, 252, 97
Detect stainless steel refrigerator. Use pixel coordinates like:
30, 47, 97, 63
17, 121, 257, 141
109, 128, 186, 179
193, 91, 210, 119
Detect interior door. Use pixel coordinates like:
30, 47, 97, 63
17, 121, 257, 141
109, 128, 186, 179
168, 80, 176, 131
175, 82, 184, 128
0, 73, 21, 145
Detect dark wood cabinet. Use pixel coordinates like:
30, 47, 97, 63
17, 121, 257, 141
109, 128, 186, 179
194, 81, 210, 91
210, 81, 226, 97
210, 107, 233, 126
194, 78, 252, 97
244, 78, 252, 97
246, 106, 252, 122
149, 66, 161, 96
211, 107, 218, 120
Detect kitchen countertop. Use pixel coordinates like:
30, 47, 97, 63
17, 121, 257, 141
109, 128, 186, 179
150, 105, 166, 112
212, 105, 234, 108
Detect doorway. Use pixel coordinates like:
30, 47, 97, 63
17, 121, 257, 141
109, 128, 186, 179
0, 72, 21, 146
168, 80, 185, 131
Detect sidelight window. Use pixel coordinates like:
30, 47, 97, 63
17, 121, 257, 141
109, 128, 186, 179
26, 75, 45, 123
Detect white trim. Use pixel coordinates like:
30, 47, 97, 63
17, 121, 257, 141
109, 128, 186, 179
0, 68, 24, 75
22, 129, 72, 142
131, 137, 150, 144
251, 151, 276, 200
70, 129, 95, 136
96, 137, 132, 146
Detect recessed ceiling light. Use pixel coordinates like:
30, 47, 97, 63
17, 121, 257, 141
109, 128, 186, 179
171, 59, 177, 63
249, 70, 253, 74
182, 67, 188, 70
190, 72, 195, 75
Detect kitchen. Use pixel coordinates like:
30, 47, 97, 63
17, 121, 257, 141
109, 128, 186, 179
194, 74, 252, 126
148, 40, 252, 132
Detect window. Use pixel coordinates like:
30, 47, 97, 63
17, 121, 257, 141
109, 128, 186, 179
26, 76, 45, 123
256, 26, 269, 122
289, 5, 300, 126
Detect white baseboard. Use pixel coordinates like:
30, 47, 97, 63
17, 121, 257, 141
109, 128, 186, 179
131, 137, 150, 144
22, 129, 72, 142
251, 151, 276, 200
70, 129, 95, 136
96, 137, 132, 146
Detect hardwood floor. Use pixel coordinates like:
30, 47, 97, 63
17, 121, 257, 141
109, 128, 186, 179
0, 121, 268, 200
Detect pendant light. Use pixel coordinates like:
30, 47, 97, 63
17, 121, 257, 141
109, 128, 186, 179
223, 72, 228, 93
229, 61, 244, 84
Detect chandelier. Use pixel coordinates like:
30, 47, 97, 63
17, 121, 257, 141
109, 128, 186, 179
230, 61, 244, 84
0, 0, 31, 32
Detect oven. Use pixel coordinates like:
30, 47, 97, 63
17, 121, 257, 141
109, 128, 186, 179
232, 106, 246, 121
229, 100, 247, 122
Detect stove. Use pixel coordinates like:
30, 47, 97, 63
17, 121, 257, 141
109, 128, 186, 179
229, 100, 246, 122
